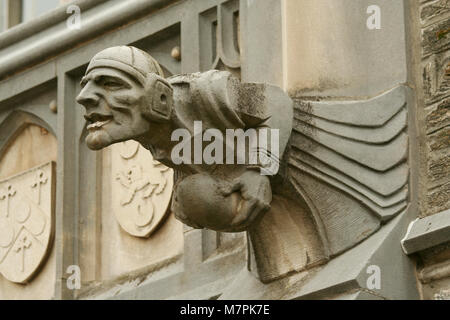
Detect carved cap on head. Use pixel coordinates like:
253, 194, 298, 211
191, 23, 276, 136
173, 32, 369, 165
86, 46, 164, 85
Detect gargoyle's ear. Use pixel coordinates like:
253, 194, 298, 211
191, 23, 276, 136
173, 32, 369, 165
143, 73, 174, 122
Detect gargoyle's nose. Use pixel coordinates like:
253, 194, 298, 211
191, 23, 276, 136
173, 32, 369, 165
76, 82, 100, 107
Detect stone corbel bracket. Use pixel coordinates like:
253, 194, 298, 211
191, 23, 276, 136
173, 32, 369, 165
400, 209, 450, 299
401, 209, 450, 255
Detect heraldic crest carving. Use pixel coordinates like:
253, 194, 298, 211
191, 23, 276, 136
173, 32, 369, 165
112, 140, 173, 238
0, 162, 55, 284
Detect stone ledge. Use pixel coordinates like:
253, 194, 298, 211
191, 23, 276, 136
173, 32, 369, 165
401, 208, 450, 255
0, 0, 108, 49
0, 0, 179, 80
219, 213, 419, 300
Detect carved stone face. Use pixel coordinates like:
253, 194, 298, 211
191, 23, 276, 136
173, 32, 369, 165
76, 67, 150, 150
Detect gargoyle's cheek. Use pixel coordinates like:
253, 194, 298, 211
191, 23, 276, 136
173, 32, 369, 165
111, 95, 141, 115
109, 109, 130, 125
172, 174, 241, 232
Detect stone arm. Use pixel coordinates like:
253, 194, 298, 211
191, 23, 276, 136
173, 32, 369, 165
169, 70, 292, 173
169, 71, 293, 232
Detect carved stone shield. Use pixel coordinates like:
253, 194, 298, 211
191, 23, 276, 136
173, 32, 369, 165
0, 162, 55, 284
111, 141, 173, 238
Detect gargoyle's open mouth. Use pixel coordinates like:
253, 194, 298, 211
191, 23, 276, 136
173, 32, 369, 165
84, 113, 113, 130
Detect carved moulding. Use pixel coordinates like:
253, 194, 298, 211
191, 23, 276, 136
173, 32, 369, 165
0, 162, 55, 284
251, 85, 410, 282
111, 140, 174, 238
201, 0, 241, 77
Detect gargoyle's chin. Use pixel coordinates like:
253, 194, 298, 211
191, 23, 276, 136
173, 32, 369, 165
85, 129, 113, 150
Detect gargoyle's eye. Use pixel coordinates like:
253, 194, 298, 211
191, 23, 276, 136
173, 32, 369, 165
103, 80, 124, 90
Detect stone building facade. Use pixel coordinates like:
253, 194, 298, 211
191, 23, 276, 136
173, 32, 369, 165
0, 0, 448, 300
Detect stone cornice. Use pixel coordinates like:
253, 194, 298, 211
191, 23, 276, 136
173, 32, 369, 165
0, 0, 108, 49
0, 0, 179, 80
401, 209, 450, 255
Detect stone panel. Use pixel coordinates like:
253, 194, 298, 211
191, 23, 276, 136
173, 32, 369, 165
0, 162, 55, 284
283, 0, 407, 98
97, 142, 183, 280
0, 124, 57, 179
111, 141, 174, 238
0, 124, 57, 299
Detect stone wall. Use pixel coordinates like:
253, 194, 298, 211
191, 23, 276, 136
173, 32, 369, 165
420, 0, 450, 217
405, 0, 450, 300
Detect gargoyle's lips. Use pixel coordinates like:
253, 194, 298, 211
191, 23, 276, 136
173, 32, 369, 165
84, 113, 113, 131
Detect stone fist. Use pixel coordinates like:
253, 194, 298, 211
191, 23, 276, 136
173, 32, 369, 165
172, 170, 272, 232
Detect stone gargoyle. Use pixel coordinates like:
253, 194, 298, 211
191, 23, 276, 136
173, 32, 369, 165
76, 46, 409, 282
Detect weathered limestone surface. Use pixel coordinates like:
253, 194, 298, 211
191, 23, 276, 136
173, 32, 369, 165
426, 182, 450, 216
401, 0, 450, 300
222, 213, 419, 300
73, 38, 425, 304
419, 0, 450, 217
1, 0, 445, 300
420, 0, 450, 26
422, 50, 450, 105
87, 142, 183, 281
0, 124, 57, 179
0, 124, 57, 299
0, 162, 55, 283
111, 141, 174, 238
426, 98, 450, 134
427, 154, 450, 187
74, 40, 416, 288
282, 0, 407, 98
422, 16, 450, 57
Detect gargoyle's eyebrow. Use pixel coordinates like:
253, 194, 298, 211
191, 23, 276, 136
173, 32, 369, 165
80, 76, 89, 87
